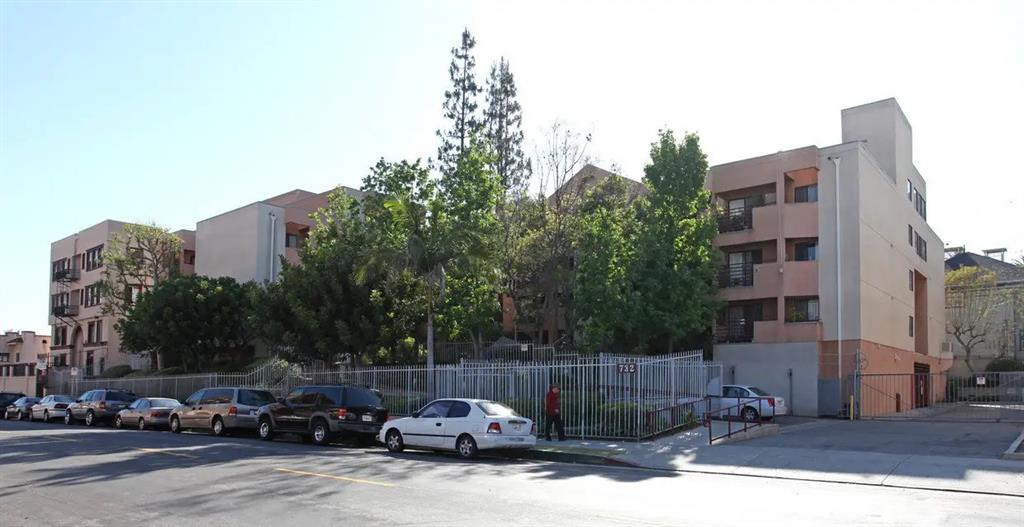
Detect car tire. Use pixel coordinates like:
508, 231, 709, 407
20, 410, 28, 421
169, 416, 182, 434
385, 429, 404, 453
456, 434, 478, 460
85, 410, 96, 427
258, 417, 274, 441
310, 419, 331, 446
212, 416, 228, 437
43, 410, 50, 422
114, 415, 123, 429
138, 418, 146, 431
64, 412, 73, 425
741, 407, 760, 422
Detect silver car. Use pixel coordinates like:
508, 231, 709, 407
169, 387, 277, 436
114, 397, 181, 430
30, 395, 75, 421
65, 389, 138, 426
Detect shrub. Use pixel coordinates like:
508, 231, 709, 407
95, 365, 134, 379
985, 358, 1024, 373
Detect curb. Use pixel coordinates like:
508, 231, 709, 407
1003, 428, 1024, 460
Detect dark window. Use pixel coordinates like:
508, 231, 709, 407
84, 245, 104, 271
285, 233, 298, 248
906, 179, 913, 201
185, 390, 204, 406
915, 233, 928, 261
201, 388, 233, 405
447, 401, 472, 418
285, 388, 317, 405
238, 390, 275, 407
794, 184, 818, 203
314, 387, 343, 406
795, 242, 817, 262
909, 270, 915, 291
150, 398, 179, 408
183, 250, 195, 265
418, 400, 453, 418
909, 316, 915, 337
787, 298, 820, 322
132, 399, 149, 410
105, 390, 136, 402
344, 387, 382, 408
908, 225, 914, 246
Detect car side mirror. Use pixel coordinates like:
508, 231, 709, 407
411, 411, 420, 418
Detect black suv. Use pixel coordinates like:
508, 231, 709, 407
255, 384, 387, 445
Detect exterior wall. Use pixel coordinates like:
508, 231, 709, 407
714, 342, 820, 416
196, 202, 286, 284
0, 331, 50, 396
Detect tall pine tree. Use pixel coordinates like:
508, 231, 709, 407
437, 29, 482, 175
484, 57, 530, 195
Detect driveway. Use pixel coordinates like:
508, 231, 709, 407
753, 418, 1022, 459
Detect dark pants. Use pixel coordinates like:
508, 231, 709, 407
545, 413, 565, 440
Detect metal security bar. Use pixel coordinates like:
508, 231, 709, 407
855, 371, 1024, 422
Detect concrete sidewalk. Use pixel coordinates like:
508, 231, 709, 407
525, 421, 1024, 497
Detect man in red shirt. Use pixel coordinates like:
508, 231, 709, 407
544, 384, 566, 441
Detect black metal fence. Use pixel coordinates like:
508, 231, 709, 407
855, 372, 1024, 421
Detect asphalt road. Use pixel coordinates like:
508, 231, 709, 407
1, 419, 1022, 527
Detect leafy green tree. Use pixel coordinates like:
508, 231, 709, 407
118, 275, 255, 373
99, 223, 184, 320
436, 29, 482, 176
631, 130, 719, 353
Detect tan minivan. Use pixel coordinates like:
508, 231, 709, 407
169, 387, 276, 436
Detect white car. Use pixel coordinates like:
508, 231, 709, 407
720, 385, 788, 420
30, 394, 75, 422
380, 398, 536, 459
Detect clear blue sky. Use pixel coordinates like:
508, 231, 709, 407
2, 1, 1022, 334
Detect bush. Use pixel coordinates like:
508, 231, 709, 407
985, 358, 1024, 372
96, 365, 134, 379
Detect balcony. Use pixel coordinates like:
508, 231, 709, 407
53, 268, 81, 281
717, 208, 753, 233
716, 204, 779, 246
718, 262, 754, 287
752, 319, 821, 343
720, 262, 782, 302
52, 305, 80, 317
715, 319, 754, 343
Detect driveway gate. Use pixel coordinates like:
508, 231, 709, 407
855, 371, 1024, 422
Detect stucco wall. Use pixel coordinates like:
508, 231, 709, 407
196, 202, 286, 284
713, 342, 820, 416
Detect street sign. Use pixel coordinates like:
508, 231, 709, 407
36, 360, 47, 372
520, 344, 528, 352
617, 362, 637, 374
70, 367, 79, 377
976, 376, 986, 385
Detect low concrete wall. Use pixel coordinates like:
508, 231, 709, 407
714, 341, 820, 416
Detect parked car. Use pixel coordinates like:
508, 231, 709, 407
30, 395, 75, 422
380, 399, 536, 459
720, 385, 788, 421
4, 397, 41, 420
255, 384, 388, 445
115, 397, 181, 430
169, 387, 276, 436
65, 389, 138, 426
0, 392, 26, 414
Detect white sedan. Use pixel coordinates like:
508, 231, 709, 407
721, 385, 788, 420
380, 398, 536, 459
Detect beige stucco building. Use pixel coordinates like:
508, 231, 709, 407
710, 98, 948, 416
1, 330, 51, 396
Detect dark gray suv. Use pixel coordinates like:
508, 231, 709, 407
255, 385, 388, 445
65, 389, 138, 426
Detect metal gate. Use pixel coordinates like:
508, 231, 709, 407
855, 371, 1024, 422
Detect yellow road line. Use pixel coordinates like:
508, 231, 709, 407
133, 447, 199, 459
274, 467, 394, 487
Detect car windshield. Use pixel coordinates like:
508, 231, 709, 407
238, 390, 276, 406
476, 401, 519, 417
149, 398, 180, 408
53, 395, 74, 403
747, 387, 770, 396
106, 391, 136, 402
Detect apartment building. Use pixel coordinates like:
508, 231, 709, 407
195, 187, 363, 284
710, 98, 946, 416
0, 330, 50, 396
48, 220, 196, 375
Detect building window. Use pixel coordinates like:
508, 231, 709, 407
908, 225, 914, 246
786, 298, 820, 322
915, 233, 928, 261
909, 315, 914, 337
83, 284, 102, 307
907, 179, 912, 201
909, 270, 915, 291
183, 250, 195, 265
794, 184, 818, 203
84, 245, 104, 271
285, 233, 299, 248
86, 320, 104, 344
914, 192, 927, 220
794, 242, 818, 262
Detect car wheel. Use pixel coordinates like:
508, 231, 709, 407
44, 410, 50, 422
114, 415, 123, 429
741, 407, 759, 422
85, 410, 96, 427
19, 410, 27, 421
169, 416, 182, 434
64, 412, 73, 425
258, 418, 274, 441
212, 417, 227, 437
138, 418, 146, 431
385, 429, 404, 453
456, 434, 478, 460
310, 419, 331, 446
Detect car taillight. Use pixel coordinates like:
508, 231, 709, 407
98, 401, 106, 410
337, 408, 347, 419
227, 406, 237, 417
767, 398, 775, 407
56, 404, 67, 409
150, 411, 168, 417
487, 422, 502, 434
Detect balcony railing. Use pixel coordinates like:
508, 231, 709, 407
715, 319, 755, 343
719, 262, 754, 287
717, 208, 753, 233
52, 305, 80, 317
53, 268, 81, 281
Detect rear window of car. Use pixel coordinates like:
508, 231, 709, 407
149, 398, 179, 408
315, 387, 343, 406
106, 391, 136, 402
238, 390, 275, 406
747, 387, 769, 396
344, 387, 381, 407
53, 395, 74, 403
476, 401, 518, 417
201, 388, 234, 404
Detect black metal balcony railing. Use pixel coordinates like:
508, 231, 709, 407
719, 262, 754, 287
52, 268, 81, 281
717, 207, 753, 233
715, 319, 755, 343
52, 305, 80, 317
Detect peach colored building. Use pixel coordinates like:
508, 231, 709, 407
48, 220, 196, 375
0, 330, 50, 396
710, 98, 947, 416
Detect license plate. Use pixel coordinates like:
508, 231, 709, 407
249, 409, 257, 415
507, 437, 524, 442
361, 414, 373, 422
